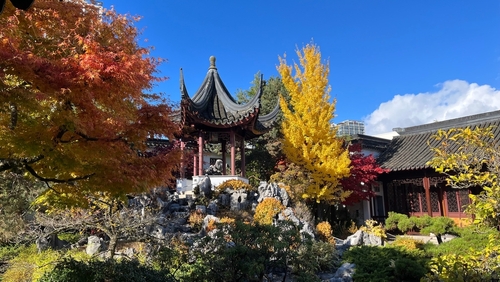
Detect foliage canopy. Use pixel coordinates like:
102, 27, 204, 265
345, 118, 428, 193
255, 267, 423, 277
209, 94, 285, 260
427, 126, 500, 226
277, 43, 351, 203
0, 0, 181, 204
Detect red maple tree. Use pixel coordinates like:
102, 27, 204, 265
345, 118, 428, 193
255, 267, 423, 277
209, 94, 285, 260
0, 0, 181, 204
341, 143, 389, 205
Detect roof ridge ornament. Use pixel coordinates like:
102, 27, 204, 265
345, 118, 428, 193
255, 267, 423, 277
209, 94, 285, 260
209, 56, 217, 70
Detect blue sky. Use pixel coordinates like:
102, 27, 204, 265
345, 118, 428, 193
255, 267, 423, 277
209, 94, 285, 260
102, 1, 500, 135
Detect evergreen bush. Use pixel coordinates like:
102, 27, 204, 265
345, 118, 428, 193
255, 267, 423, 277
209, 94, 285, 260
385, 212, 408, 231
343, 245, 429, 282
39, 258, 173, 282
422, 234, 500, 281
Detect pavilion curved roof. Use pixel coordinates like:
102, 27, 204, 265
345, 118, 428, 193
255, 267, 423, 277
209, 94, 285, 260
180, 56, 280, 140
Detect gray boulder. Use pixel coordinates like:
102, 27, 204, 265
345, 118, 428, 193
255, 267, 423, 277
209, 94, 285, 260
198, 176, 212, 198
36, 236, 50, 253
202, 215, 220, 231
218, 193, 230, 207
257, 182, 290, 207
257, 182, 280, 201
86, 236, 102, 255
336, 230, 383, 256
331, 262, 356, 282
207, 201, 218, 215
230, 190, 249, 211
195, 205, 207, 214
280, 187, 290, 207
362, 231, 383, 246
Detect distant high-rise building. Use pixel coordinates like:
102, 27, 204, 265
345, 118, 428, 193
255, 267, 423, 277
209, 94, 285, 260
335, 120, 365, 136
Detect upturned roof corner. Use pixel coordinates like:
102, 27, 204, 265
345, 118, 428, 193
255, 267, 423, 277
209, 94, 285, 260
179, 57, 280, 140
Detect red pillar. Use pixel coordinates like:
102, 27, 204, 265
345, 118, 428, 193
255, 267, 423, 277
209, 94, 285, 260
423, 177, 432, 216
180, 141, 185, 178
198, 132, 204, 175
230, 131, 235, 175
193, 155, 198, 176
240, 137, 245, 177
222, 140, 227, 175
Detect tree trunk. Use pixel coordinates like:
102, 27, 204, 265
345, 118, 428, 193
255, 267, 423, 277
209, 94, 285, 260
107, 235, 118, 259
435, 234, 443, 244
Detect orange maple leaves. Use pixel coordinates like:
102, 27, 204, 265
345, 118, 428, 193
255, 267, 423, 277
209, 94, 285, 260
0, 0, 180, 204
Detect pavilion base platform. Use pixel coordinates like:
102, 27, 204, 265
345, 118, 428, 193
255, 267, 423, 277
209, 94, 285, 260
176, 176, 249, 197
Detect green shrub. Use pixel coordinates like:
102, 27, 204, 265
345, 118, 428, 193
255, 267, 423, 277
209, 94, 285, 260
39, 258, 173, 282
420, 216, 455, 236
424, 225, 499, 257
420, 216, 455, 244
422, 234, 500, 282
394, 257, 427, 282
396, 217, 415, 233
343, 245, 429, 282
0, 244, 28, 261
413, 214, 432, 229
57, 233, 81, 244
155, 220, 327, 281
1, 244, 61, 282
385, 213, 455, 244
292, 241, 338, 274
390, 236, 424, 250
385, 212, 408, 230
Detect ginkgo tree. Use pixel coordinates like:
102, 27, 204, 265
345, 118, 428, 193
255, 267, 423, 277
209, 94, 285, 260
276, 43, 351, 204
0, 0, 181, 205
427, 126, 500, 227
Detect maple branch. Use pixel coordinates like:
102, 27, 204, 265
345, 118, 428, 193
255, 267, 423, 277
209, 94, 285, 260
9, 102, 17, 130
23, 162, 95, 184
53, 127, 126, 144
0, 155, 44, 172
75, 131, 125, 143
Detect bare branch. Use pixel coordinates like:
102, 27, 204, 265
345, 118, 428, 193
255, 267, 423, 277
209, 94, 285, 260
23, 162, 95, 183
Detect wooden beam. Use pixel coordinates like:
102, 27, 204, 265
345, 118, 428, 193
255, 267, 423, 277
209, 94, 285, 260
222, 140, 227, 175
230, 131, 235, 175
240, 136, 245, 177
193, 155, 197, 176
198, 132, 203, 175
423, 177, 432, 216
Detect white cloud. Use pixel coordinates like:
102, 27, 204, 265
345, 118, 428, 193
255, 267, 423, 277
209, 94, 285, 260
364, 80, 500, 135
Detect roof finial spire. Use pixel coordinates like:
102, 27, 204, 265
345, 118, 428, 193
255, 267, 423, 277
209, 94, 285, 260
209, 56, 216, 69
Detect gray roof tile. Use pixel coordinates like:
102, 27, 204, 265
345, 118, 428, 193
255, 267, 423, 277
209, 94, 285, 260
378, 111, 500, 171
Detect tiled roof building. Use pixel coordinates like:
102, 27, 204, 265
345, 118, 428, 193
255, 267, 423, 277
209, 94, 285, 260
378, 110, 500, 171
376, 110, 500, 224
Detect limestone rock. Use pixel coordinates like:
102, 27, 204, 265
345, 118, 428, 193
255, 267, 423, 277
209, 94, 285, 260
257, 182, 290, 207
195, 205, 207, 214
36, 236, 49, 253
202, 215, 219, 231
230, 190, 249, 211
198, 176, 212, 198
207, 201, 218, 215
86, 236, 102, 255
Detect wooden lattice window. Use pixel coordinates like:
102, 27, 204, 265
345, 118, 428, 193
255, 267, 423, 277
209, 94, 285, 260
430, 191, 440, 213
387, 183, 396, 211
407, 185, 421, 213
447, 190, 459, 212
459, 189, 470, 212
445, 188, 470, 215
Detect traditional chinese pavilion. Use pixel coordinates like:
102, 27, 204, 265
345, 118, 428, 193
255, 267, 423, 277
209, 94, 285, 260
178, 56, 279, 183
